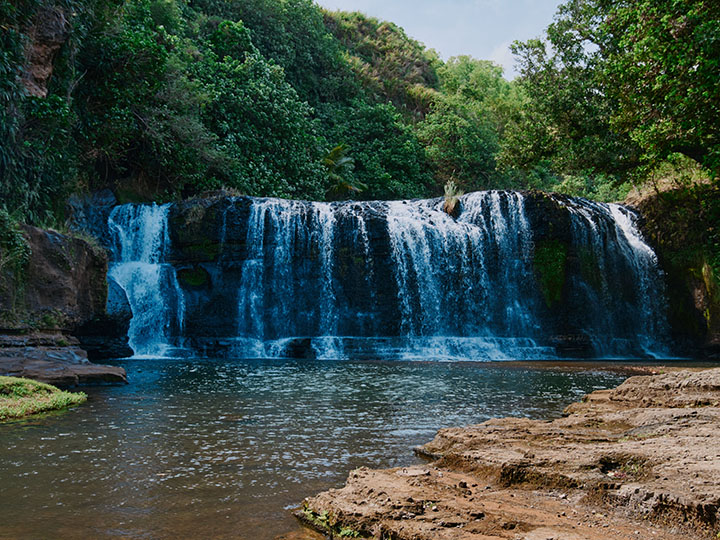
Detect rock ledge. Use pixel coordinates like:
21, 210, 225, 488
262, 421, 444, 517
297, 368, 720, 540
0, 334, 127, 386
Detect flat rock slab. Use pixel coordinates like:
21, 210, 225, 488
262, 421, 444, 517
0, 345, 127, 386
297, 368, 720, 540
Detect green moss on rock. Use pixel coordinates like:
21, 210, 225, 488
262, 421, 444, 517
185, 242, 220, 262
0, 376, 86, 422
178, 266, 211, 288
637, 185, 720, 349
578, 247, 602, 292
534, 239, 568, 307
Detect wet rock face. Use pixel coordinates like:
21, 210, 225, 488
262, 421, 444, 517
158, 193, 667, 358
0, 334, 127, 386
67, 190, 118, 249
634, 186, 720, 358
78, 190, 667, 359
0, 225, 130, 362
169, 197, 402, 345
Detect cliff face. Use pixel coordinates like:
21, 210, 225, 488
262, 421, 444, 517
21, 5, 70, 98
0, 226, 107, 332
67, 188, 716, 360
0, 226, 130, 383
635, 185, 720, 357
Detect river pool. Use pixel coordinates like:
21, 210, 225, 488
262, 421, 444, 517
0, 358, 628, 539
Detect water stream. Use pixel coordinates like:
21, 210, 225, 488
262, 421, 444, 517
104, 192, 669, 360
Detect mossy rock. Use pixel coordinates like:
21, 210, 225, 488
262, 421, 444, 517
184, 242, 221, 262
0, 376, 86, 421
177, 265, 211, 289
578, 246, 602, 292
534, 239, 568, 307
169, 201, 222, 261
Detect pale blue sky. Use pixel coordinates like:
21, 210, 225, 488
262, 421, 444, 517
316, 0, 562, 78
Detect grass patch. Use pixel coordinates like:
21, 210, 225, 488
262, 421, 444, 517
0, 376, 87, 422
299, 506, 367, 538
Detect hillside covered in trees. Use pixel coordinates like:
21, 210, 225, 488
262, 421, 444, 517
1, 0, 718, 228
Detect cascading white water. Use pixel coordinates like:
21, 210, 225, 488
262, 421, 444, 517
385, 192, 547, 359
103, 191, 671, 360
231, 199, 342, 356
553, 196, 669, 357
107, 204, 185, 358
607, 203, 668, 356
388, 192, 536, 334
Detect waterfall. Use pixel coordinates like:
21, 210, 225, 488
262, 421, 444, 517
381, 192, 549, 359
102, 192, 670, 361
554, 196, 669, 357
107, 204, 185, 358
387, 192, 538, 339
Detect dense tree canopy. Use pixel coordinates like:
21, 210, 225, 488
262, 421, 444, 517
418, 57, 521, 191
604, 0, 720, 175
503, 0, 720, 185
0, 0, 717, 226
323, 11, 440, 119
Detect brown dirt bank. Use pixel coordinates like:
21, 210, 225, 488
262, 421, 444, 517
296, 368, 720, 539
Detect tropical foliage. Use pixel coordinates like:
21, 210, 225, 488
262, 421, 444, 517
0, 0, 717, 226
501, 0, 719, 189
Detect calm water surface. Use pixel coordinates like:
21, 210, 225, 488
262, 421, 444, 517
0, 358, 627, 539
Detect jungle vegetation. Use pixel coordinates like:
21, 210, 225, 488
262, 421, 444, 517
0, 0, 717, 228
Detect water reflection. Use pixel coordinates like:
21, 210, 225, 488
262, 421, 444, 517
0, 359, 625, 539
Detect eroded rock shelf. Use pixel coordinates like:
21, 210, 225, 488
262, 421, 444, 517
298, 368, 720, 539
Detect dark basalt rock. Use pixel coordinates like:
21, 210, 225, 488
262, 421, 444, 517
67, 189, 118, 251
550, 334, 594, 358
0, 334, 127, 386
75, 315, 132, 360
281, 338, 317, 360
177, 265, 212, 289
75, 276, 133, 360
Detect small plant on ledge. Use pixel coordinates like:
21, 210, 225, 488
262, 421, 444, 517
443, 179, 464, 218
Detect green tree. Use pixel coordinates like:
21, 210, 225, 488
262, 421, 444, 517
0, 0, 88, 224
604, 0, 720, 176
190, 0, 359, 107
319, 100, 432, 200
194, 48, 325, 199
323, 11, 440, 119
324, 144, 365, 200
74, 1, 326, 200
418, 57, 517, 190
501, 2, 639, 180
502, 0, 720, 188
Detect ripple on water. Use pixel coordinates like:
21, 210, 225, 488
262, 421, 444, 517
0, 358, 627, 540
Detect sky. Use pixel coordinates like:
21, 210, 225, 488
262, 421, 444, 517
316, 0, 563, 79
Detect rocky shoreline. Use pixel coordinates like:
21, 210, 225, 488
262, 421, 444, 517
0, 224, 130, 386
0, 333, 126, 386
297, 368, 720, 539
